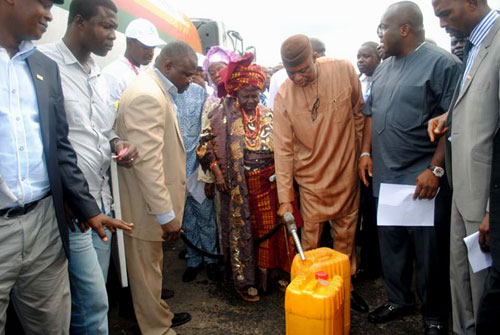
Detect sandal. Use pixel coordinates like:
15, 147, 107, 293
236, 286, 260, 302
278, 279, 289, 293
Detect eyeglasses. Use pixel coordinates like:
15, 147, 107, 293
377, 23, 386, 37
377, 23, 409, 36
310, 97, 320, 121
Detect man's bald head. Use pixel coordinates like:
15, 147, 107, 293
310, 37, 326, 57
379, 1, 425, 57
156, 41, 197, 93
280, 34, 313, 68
156, 40, 197, 67
384, 1, 424, 37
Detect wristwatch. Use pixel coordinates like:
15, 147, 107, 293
427, 165, 445, 178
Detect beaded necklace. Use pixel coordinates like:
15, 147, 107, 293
241, 106, 262, 140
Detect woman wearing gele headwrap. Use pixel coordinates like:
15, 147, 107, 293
197, 53, 303, 302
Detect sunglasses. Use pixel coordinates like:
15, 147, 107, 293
310, 97, 320, 121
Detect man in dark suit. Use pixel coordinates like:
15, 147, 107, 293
0, 0, 132, 333
476, 130, 500, 333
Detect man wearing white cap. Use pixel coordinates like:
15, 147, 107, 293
103, 18, 165, 105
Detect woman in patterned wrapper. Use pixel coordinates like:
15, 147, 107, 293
197, 53, 302, 302
197, 46, 239, 254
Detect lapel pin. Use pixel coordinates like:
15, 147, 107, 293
36, 74, 44, 81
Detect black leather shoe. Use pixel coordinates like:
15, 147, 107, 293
182, 265, 203, 282
206, 263, 219, 281
171, 312, 192, 328
424, 322, 447, 335
161, 288, 174, 300
178, 249, 187, 259
352, 268, 380, 283
351, 290, 369, 313
368, 302, 413, 324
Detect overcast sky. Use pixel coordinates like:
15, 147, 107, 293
175, 0, 500, 69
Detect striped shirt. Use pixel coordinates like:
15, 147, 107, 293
461, 10, 499, 90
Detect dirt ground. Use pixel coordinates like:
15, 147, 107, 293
108, 240, 451, 335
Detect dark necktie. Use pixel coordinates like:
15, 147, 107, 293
459, 40, 473, 90
463, 40, 473, 64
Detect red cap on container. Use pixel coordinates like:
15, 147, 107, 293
315, 271, 329, 280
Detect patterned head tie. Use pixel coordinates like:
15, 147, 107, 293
217, 53, 265, 98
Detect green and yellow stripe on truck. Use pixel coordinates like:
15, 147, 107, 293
56, 0, 202, 53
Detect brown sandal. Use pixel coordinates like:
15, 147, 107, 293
237, 287, 260, 302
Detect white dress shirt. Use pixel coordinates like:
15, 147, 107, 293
0, 41, 50, 209
460, 10, 499, 90
40, 41, 116, 213
359, 74, 373, 102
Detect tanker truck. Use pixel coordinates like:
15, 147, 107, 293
39, 0, 244, 66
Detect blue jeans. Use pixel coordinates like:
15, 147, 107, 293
68, 228, 112, 335
92, 229, 112, 282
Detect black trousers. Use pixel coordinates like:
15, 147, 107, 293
377, 191, 452, 322
357, 182, 381, 275
476, 200, 500, 334
477, 266, 500, 334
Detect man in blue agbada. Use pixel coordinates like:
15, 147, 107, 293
176, 77, 219, 283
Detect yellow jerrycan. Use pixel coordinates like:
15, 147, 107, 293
285, 271, 344, 335
290, 248, 351, 335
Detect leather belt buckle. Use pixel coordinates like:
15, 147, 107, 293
2, 207, 17, 220
1, 192, 51, 219
2, 202, 36, 219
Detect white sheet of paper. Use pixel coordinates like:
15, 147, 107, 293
464, 231, 493, 273
187, 169, 206, 205
110, 161, 128, 288
377, 183, 435, 227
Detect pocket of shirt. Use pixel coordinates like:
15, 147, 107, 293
327, 87, 352, 123
391, 85, 425, 131
63, 99, 84, 125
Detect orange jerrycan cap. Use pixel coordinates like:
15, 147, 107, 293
315, 271, 329, 280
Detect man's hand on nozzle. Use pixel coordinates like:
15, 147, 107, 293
278, 202, 294, 218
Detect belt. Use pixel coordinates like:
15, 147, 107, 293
0, 191, 52, 219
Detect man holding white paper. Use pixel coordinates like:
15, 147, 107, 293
359, 2, 462, 333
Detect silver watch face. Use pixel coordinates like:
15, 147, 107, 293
434, 166, 445, 178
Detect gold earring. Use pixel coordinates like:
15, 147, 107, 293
235, 99, 240, 109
